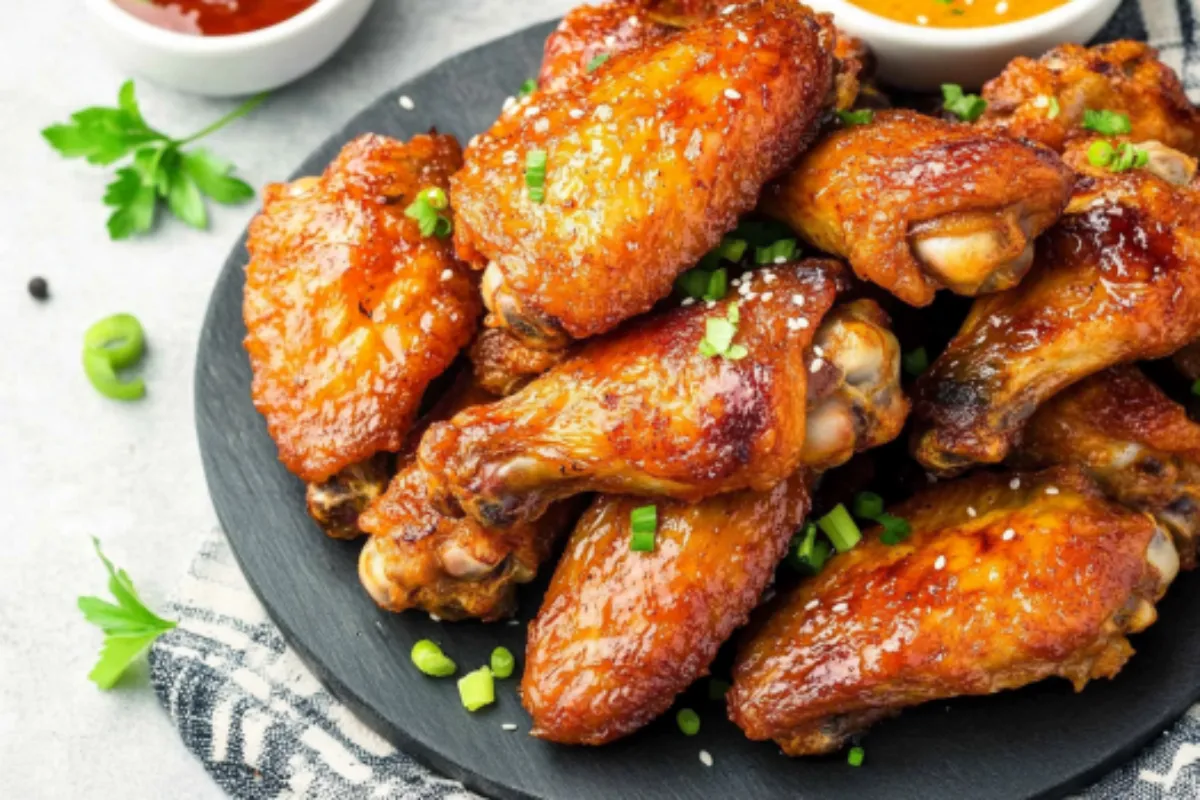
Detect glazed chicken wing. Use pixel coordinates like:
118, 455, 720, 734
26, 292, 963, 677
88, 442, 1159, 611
1015, 366, 1200, 569
452, 0, 838, 345
244, 133, 479, 483
761, 109, 1072, 306
912, 145, 1200, 473
728, 467, 1179, 756
521, 299, 908, 744
419, 261, 842, 527
468, 328, 571, 397
979, 41, 1200, 156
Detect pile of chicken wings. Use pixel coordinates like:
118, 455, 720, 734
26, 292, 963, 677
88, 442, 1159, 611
243, 0, 1200, 757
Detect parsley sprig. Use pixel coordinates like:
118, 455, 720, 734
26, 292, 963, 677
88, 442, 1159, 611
78, 538, 177, 689
42, 81, 264, 240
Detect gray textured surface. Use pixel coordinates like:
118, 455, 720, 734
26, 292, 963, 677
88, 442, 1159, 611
0, 2, 572, 797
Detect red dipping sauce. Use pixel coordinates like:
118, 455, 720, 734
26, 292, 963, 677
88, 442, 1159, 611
114, 0, 319, 36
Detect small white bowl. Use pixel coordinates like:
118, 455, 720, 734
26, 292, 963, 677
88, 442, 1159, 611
806, 0, 1121, 91
84, 0, 376, 97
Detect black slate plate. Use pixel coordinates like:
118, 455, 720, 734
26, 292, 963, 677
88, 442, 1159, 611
196, 20, 1200, 800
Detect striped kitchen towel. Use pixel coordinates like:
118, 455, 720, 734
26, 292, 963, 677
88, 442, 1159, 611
151, 2, 1200, 798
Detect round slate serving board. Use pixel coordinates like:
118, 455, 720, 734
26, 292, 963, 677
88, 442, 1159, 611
196, 19, 1200, 800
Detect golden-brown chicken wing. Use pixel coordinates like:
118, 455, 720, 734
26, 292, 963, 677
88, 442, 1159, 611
520, 298, 908, 744
979, 41, 1200, 156
244, 133, 480, 483
761, 109, 1072, 306
728, 467, 1179, 756
304, 453, 394, 540
468, 328, 571, 397
1015, 366, 1200, 569
419, 261, 842, 527
452, 0, 838, 345
911, 147, 1200, 473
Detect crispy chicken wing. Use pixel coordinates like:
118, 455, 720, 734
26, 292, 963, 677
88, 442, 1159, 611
419, 261, 842, 527
521, 299, 908, 744
244, 133, 480, 483
1015, 366, 1200, 569
305, 453, 394, 539
468, 328, 571, 397
728, 467, 1179, 755
452, 0, 838, 344
912, 146, 1200, 473
979, 41, 1200, 156
762, 110, 1072, 306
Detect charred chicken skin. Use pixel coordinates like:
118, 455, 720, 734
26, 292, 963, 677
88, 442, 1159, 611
979, 41, 1200, 156
522, 298, 907, 745
419, 261, 842, 528
244, 133, 479, 484
1016, 366, 1200, 569
728, 467, 1179, 756
452, 0, 839, 345
912, 145, 1200, 474
762, 109, 1072, 306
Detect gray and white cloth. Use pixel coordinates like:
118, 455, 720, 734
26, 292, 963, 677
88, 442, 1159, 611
151, 2, 1200, 797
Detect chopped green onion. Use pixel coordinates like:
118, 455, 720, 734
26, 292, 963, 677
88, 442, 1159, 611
423, 186, 448, 210
490, 646, 515, 679
525, 149, 547, 203
1082, 108, 1132, 136
411, 639, 456, 677
518, 79, 537, 98
1088, 140, 1149, 173
716, 237, 748, 262
755, 238, 798, 265
630, 505, 657, 552
630, 530, 655, 551
852, 492, 884, 520
676, 267, 728, 301
876, 512, 913, 545
405, 188, 453, 238
836, 108, 874, 127
708, 679, 731, 701
902, 346, 929, 377
788, 523, 831, 575
1047, 96, 1061, 119
731, 218, 796, 247
458, 666, 495, 711
676, 708, 701, 736
1191, 379, 1200, 397
848, 746, 865, 767
704, 317, 736, 352
586, 53, 611, 73
1088, 140, 1115, 168
817, 504, 862, 553
941, 84, 987, 122
83, 313, 146, 401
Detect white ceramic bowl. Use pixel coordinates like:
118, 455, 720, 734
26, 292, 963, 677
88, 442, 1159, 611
806, 0, 1121, 91
84, 0, 376, 97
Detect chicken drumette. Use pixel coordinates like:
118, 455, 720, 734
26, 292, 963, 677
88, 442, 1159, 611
728, 467, 1179, 755
522, 299, 908, 744
912, 141, 1200, 473
452, 0, 839, 345
1015, 366, 1200, 569
761, 110, 1072, 306
244, 134, 480, 537
419, 261, 842, 528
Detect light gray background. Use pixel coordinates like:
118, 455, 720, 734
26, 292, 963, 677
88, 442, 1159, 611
0, 1, 572, 796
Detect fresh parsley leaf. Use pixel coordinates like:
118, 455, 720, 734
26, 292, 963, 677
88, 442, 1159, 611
941, 83, 987, 122
42, 81, 265, 240
79, 538, 176, 689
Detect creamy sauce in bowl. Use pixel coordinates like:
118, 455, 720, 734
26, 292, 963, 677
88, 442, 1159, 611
846, 0, 1068, 28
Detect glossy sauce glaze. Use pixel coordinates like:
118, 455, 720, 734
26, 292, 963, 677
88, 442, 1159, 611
847, 0, 1066, 29
114, 0, 317, 36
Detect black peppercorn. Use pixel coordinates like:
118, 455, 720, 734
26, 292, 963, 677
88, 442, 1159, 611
28, 276, 49, 301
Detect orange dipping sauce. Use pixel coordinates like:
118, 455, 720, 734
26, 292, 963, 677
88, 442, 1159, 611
114, 0, 319, 36
846, 0, 1068, 28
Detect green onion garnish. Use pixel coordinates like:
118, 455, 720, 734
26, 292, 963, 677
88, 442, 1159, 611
851, 492, 913, 545
525, 149, 547, 203
698, 303, 747, 360
83, 313, 147, 401
490, 646, 515, 679
404, 188, 453, 238
716, 237, 748, 262
518, 79, 537, 98
941, 84, 987, 122
1088, 140, 1115, 168
457, 666, 495, 711
676, 708, 701, 736
411, 639, 456, 677
902, 346, 929, 377
848, 746, 865, 767
708, 679, 731, 701
788, 523, 831, 575
852, 492, 884, 519
1047, 96, 1061, 119
1192, 379, 1200, 397
817, 504, 862, 553
1082, 108, 1132, 136
630, 505, 657, 552
586, 53, 611, 73
836, 109, 874, 127
755, 238, 798, 265
1087, 140, 1149, 173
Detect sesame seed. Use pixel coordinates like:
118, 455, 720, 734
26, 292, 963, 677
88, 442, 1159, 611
507, 619, 521, 626
699, 750, 714, 767
763, 272, 777, 283
731, 278, 742, 287
1045, 486, 1059, 495
761, 292, 774, 302
705, 300, 717, 309
681, 297, 695, 306
804, 599, 819, 611
524, 105, 541, 117
398, 95, 415, 110
934, 555, 946, 570
501, 723, 518, 731
502, 151, 517, 165
721, 3, 737, 13
569, 108, 584, 119
1009, 478, 1021, 490
773, 256, 787, 264
724, 88, 742, 100
737, 31, 749, 43
1002, 528, 1015, 541
534, 118, 550, 134
810, 359, 823, 372
468, 135, 480, 148
628, 15, 640, 26
429, 613, 441, 622
791, 294, 805, 306
967, 506, 977, 518
502, 96, 516, 111
595, 104, 613, 121
440, 269, 454, 281
812, 345, 824, 357
832, 602, 848, 613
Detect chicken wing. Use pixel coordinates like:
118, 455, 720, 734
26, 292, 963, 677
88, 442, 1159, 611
728, 467, 1179, 756
521, 298, 908, 745
305, 453, 394, 540
244, 133, 480, 483
419, 261, 842, 527
452, 0, 838, 345
468, 328, 571, 397
911, 146, 1200, 473
1015, 366, 1200, 569
761, 110, 1072, 306
979, 41, 1200, 156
